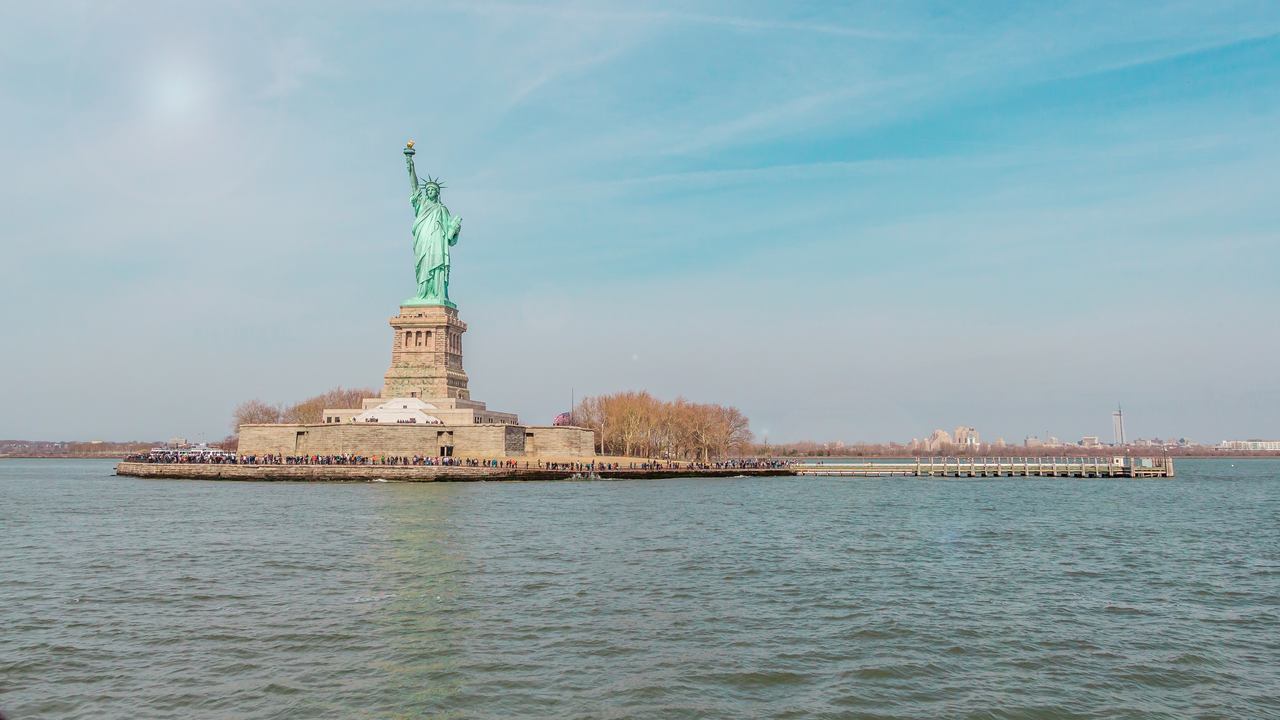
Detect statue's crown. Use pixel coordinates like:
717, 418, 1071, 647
420, 175, 445, 191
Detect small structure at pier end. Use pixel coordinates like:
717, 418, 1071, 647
236, 141, 594, 460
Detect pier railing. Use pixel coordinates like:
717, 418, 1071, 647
791, 456, 1174, 478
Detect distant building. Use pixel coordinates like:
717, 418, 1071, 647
925, 429, 954, 452
994, 437, 1007, 448
1024, 435, 1044, 448
1220, 440, 1280, 451
1112, 406, 1127, 445
954, 426, 980, 447
1079, 436, 1100, 448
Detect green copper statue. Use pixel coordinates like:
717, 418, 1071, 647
403, 139, 461, 307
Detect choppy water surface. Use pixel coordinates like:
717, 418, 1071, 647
2, 459, 1278, 719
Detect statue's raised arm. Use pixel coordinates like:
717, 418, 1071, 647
404, 140, 419, 195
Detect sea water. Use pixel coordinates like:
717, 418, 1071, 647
2, 458, 1277, 718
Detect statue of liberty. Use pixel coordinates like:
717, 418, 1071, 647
403, 140, 461, 307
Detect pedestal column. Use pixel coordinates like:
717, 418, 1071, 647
382, 305, 470, 400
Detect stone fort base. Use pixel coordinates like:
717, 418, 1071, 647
238, 422, 595, 460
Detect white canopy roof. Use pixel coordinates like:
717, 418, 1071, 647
354, 398, 442, 424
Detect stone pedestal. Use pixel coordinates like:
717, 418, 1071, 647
382, 305, 470, 400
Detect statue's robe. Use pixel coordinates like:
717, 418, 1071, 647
410, 188, 460, 301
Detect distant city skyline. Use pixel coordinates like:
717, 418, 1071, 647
903, 415, 1216, 453
1, 2, 1278, 442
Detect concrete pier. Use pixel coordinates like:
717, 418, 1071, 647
792, 456, 1174, 478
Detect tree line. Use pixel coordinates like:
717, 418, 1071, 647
232, 387, 375, 431
572, 391, 752, 460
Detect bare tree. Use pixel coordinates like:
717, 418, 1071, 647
574, 391, 753, 460
231, 387, 375, 432
233, 399, 283, 431
280, 386, 375, 424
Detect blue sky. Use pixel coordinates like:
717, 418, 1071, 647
2, 1, 1278, 443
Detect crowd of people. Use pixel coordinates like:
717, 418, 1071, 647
631, 458, 792, 471
541, 461, 617, 472
126, 452, 794, 472
126, 451, 238, 464
128, 452, 535, 468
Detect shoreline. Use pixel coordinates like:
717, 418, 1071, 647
116, 456, 1186, 482
3, 452, 1271, 465
113, 461, 789, 482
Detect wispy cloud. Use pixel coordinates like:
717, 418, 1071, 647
646, 9, 924, 41
440, 1, 923, 40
